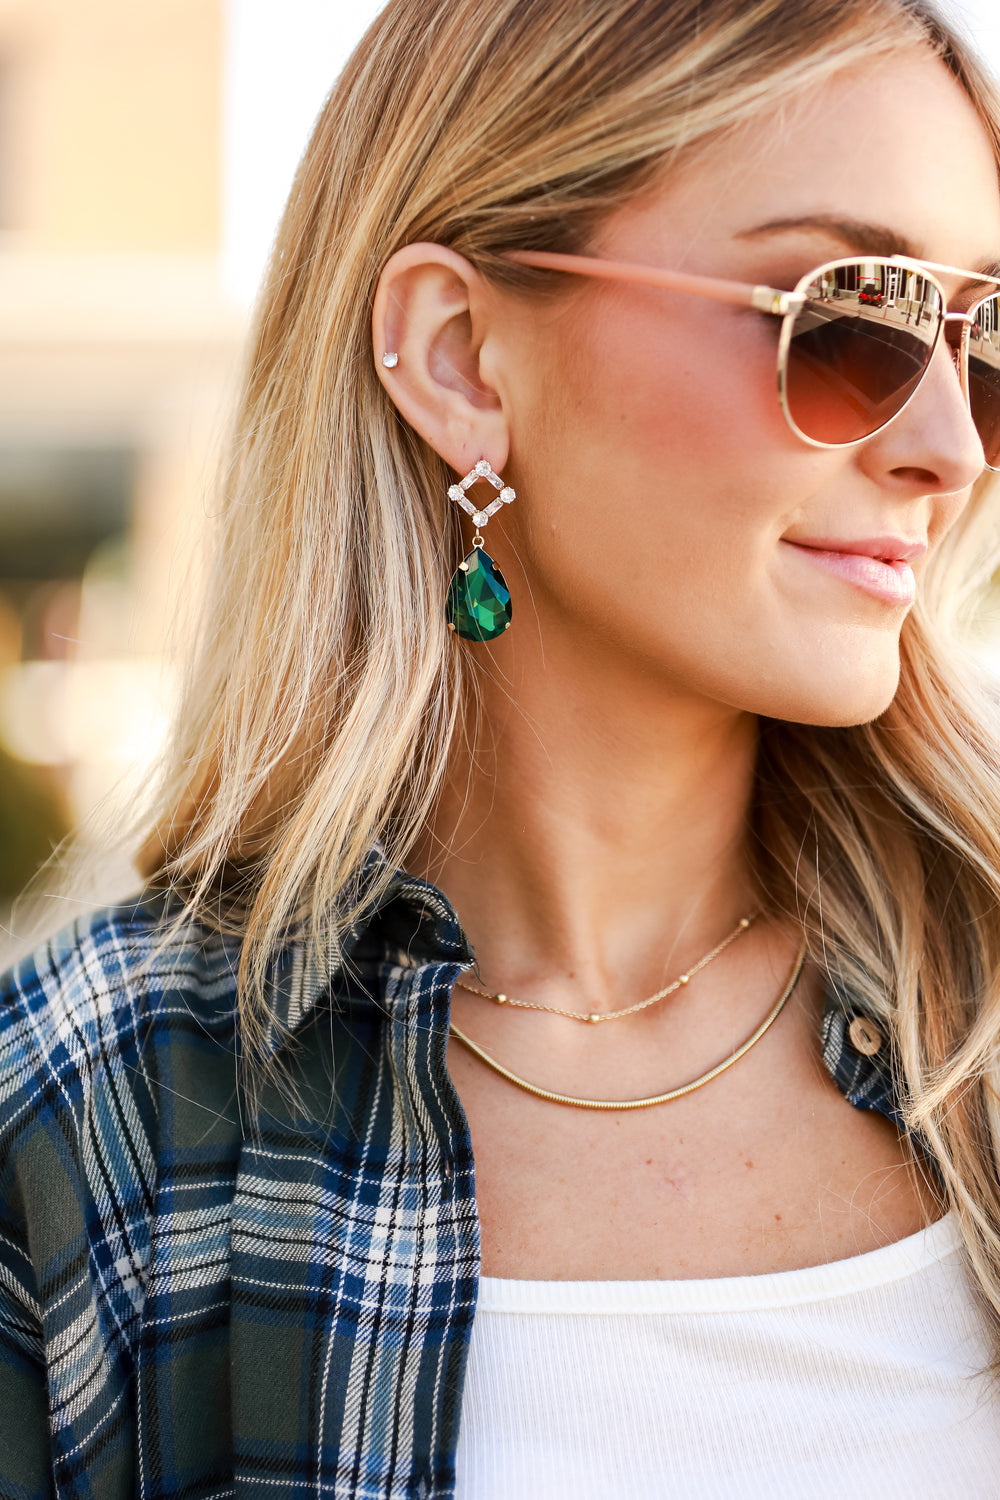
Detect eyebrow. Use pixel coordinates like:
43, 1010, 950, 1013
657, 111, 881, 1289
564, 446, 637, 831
736, 213, 1000, 287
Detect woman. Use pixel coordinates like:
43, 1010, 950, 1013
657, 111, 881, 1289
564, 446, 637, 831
4, 0, 1000, 1493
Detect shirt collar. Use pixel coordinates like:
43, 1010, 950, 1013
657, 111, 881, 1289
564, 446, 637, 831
257, 846, 473, 1058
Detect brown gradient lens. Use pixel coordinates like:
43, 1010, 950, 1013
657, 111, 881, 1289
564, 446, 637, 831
783, 261, 942, 445
967, 294, 1000, 470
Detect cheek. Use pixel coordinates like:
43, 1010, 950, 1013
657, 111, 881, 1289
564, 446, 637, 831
612, 297, 785, 462
928, 486, 974, 548
506, 296, 907, 725
515, 294, 791, 600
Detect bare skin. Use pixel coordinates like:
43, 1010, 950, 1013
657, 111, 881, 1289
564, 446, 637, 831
372, 50, 1000, 1279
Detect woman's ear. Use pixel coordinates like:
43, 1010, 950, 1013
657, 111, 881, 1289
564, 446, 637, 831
371, 242, 510, 475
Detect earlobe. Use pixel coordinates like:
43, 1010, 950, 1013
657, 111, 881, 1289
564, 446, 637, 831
371, 242, 510, 474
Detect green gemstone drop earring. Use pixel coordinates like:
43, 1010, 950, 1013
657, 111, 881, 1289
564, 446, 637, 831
445, 459, 516, 642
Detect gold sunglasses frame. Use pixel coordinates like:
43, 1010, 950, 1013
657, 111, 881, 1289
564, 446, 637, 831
506, 249, 1000, 472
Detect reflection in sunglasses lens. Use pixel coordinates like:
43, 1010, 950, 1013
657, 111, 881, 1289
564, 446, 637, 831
968, 295, 1000, 469
784, 262, 941, 445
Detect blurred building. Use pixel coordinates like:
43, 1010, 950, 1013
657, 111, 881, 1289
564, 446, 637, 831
0, 0, 244, 900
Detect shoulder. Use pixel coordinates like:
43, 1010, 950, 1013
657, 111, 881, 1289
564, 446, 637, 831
0, 898, 251, 1475
0, 893, 246, 1339
0, 893, 243, 1154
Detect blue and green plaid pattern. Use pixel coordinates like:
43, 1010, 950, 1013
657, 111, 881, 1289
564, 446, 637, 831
0, 862, 896, 1498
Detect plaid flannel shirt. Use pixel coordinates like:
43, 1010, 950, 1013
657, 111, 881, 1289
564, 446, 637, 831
0, 857, 899, 1499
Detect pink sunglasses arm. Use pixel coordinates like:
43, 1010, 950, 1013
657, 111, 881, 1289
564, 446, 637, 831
505, 249, 804, 316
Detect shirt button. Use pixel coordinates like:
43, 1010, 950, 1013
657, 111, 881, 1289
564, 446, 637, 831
848, 1016, 883, 1057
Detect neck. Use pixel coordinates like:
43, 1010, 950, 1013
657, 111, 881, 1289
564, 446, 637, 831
411, 630, 761, 1012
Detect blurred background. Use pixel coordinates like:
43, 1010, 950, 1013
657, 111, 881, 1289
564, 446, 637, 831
0, 0, 384, 954
0, 0, 998, 958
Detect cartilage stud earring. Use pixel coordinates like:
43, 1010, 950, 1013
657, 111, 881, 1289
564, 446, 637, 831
445, 459, 516, 641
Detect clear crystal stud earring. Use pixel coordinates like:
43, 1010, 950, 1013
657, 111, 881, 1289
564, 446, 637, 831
445, 459, 516, 641
381, 351, 399, 368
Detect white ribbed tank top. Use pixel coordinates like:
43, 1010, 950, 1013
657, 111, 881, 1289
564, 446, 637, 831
454, 1214, 1000, 1498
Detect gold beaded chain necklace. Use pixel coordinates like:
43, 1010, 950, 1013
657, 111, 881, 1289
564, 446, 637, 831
454, 911, 756, 1025
448, 941, 808, 1111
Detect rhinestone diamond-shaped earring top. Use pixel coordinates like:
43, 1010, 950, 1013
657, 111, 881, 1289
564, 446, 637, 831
447, 459, 516, 529
445, 459, 516, 641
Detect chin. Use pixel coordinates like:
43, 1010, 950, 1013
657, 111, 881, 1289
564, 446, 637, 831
736, 646, 902, 728
775, 672, 901, 728
773, 623, 906, 726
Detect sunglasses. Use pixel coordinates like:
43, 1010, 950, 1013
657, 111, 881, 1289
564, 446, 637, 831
506, 249, 1000, 471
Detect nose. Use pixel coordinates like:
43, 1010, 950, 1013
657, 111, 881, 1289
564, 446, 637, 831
857, 331, 986, 495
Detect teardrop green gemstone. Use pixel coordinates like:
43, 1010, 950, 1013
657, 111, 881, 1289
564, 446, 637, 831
446, 547, 512, 642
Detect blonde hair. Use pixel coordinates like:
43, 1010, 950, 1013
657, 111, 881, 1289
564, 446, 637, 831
140, 0, 1000, 1345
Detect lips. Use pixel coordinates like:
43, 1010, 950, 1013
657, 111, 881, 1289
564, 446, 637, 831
783, 537, 924, 606
788, 535, 927, 563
